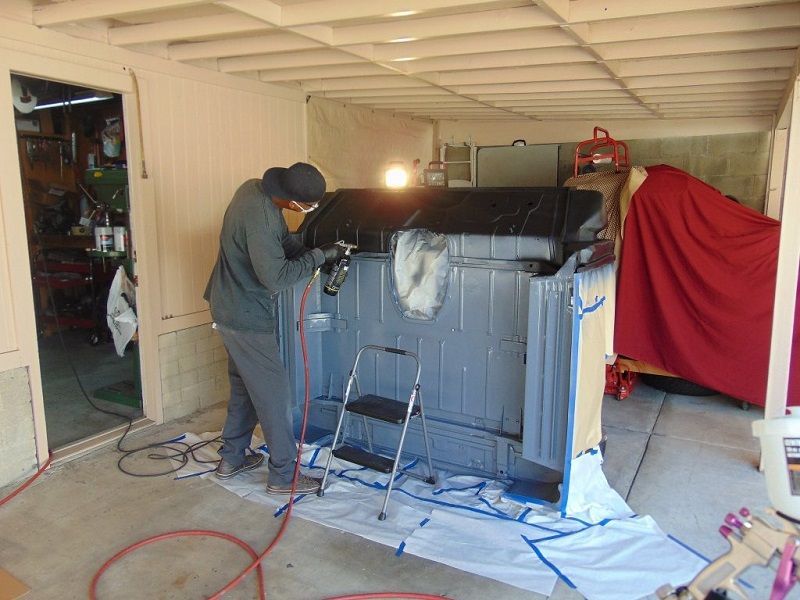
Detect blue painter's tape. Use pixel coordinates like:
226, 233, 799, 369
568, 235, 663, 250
564, 515, 592, 527
560, 274, 581, 517
174, 468, 215, 480
666, 534, 710, 563
517, 508, 532, 522
166, 434, 187, 443
577, 295, 606, 320
419, 517, 430, 527
521, 535, 577, 589
395, 541, 406, 556
308, 446, 322, 468
433, 481, 487, 496
273, 494, 307, 517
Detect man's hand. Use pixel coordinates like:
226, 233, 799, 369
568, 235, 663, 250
320, 242, 347, 264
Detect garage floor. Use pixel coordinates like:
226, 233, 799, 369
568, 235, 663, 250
0, 383, 777, 599
38, 330, 141, 449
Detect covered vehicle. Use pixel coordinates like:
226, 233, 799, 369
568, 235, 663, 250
615, 165, 799, 407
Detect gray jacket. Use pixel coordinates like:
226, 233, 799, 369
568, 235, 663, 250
204, 179, 325, 332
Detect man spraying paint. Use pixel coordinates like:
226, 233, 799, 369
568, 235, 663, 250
204, 162, 345, 494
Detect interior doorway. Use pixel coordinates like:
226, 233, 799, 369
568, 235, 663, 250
10, 73, 142, 450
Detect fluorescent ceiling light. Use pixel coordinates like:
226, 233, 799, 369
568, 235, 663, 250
388, 10, 418, 17
389, 37, 417, 43
391, 57, 417, 62
35, 92, 114, 110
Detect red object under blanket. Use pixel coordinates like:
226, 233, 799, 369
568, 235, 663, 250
615, 165, 799, 406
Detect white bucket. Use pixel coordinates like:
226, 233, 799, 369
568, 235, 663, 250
95, 226, 113, 252
113, 226, 127, 252
752, 410, 800, 521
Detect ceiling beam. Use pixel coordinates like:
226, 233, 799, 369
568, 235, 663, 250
395, 47, 595, 74
639, 91, 782, 103
610, 49, 797, 78
108, 12, 270, 46
332, 6, 557, 45
216, 0, 281, 25
623, 68, 792, 89
372, 28, 576, 61
569, 0, 788, 23
169, 32, 322, 60
259, 63, 393, 82
33, 0, 214, 26
585, 4, 800, 44
433, 63, 609, 86
631, 81, 788, 96
219, 48, 365, 73
344, 94, 465, 104
490, 97, 640, 107
280, 0, 506, 27
535, 0, 571, 22
321, 87, 447, 98
453, 79, 624, 94
594, 29, 800, 61
475, 90, 633, 101
301, 76, 430, 92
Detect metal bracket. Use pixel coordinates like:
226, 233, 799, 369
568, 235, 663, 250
299, 312, 347, 332
499, 337, 527, 354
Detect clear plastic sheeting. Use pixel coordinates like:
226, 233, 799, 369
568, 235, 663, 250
107, 266, 137, 357
390, 229, 450, 321
171, 432, 706, 599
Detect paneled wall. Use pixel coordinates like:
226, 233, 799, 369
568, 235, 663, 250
0, 13, 307, 485
144, 75, 305, 321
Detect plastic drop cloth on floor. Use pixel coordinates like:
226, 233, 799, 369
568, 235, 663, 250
170, 432, 706, 599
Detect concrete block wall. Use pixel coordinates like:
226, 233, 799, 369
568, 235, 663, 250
0, 367, 37, 487
557, 131, 770, 212
158, 324, 229, 422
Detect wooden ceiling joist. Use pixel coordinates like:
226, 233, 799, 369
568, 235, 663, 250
28, 0, 800, 122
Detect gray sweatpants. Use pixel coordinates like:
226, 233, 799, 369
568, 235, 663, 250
217, 326, 296, 486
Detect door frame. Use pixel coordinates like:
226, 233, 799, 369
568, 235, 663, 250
0, 50, 162, 462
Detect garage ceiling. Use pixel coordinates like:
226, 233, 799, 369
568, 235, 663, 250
28, 0, 800, 121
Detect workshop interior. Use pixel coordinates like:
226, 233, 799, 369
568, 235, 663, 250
11, 73, 141, 450
0, 3, 799, 600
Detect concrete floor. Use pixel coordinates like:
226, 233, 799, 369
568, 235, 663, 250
38, 330, 141, 448
0, 382, 781, 599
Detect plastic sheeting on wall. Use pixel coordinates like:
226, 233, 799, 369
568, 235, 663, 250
307, 97, 434, 190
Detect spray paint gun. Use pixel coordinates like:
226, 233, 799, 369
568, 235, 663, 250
323, 242, 357, 296
656, 508, 800, 600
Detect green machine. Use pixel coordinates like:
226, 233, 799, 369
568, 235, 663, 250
83, 167, 142, 410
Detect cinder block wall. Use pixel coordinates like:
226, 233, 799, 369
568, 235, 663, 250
557, 132, 770, 212
0, 368, 37, 487
158, 324, 229, 422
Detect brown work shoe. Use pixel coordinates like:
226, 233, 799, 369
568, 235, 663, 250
266, 473, 320, 495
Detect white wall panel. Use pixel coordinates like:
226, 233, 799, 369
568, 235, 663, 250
143, 72, 306, 319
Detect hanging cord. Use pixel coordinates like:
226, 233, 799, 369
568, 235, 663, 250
32, 231, 221, 477
127, 68, 148, 179
90, 268, 452, 600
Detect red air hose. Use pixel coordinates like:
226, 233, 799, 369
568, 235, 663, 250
0, 453, 52, 508
88, 270, 452, 600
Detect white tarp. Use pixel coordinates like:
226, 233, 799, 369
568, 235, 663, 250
171, 432, 706, 599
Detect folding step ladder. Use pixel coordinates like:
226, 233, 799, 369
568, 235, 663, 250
318, 345, 436, 520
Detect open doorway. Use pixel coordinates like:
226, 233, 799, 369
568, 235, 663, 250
10, 74, 142, 450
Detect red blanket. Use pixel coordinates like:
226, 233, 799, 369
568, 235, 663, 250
615, 165, 799, 406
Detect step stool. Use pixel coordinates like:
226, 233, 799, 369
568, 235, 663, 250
317, 345, 436, 520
